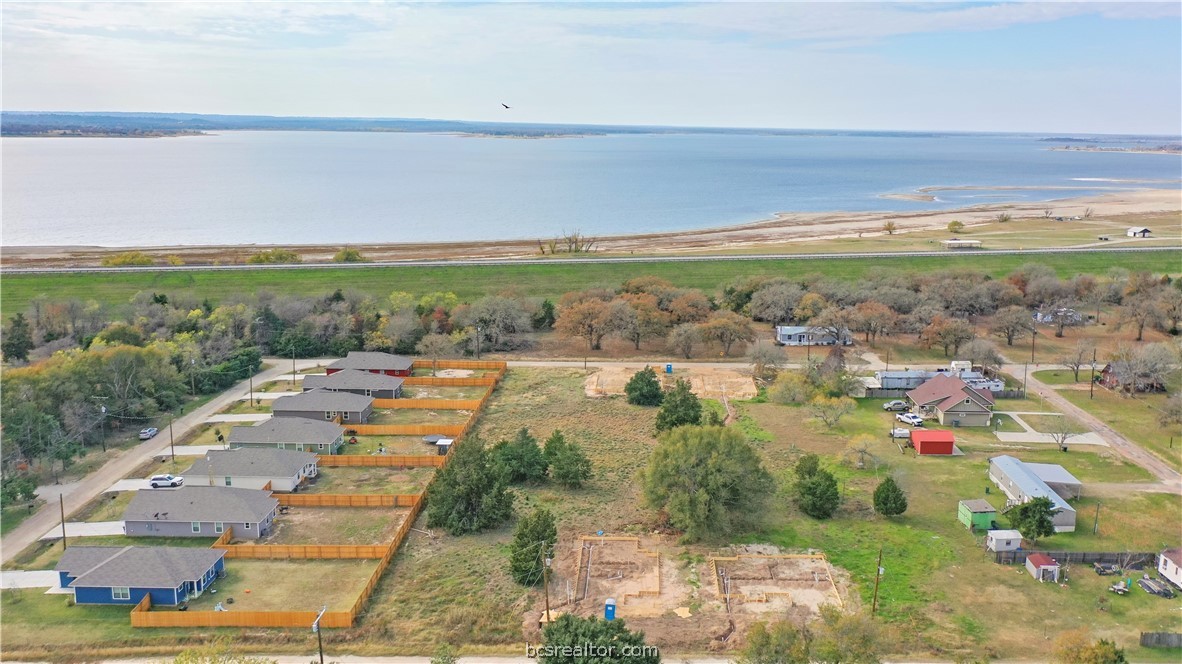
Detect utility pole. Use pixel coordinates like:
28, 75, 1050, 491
884, 347, 890, 374
1089, 348, 1097, 400
312, 605, 327, 664
248, 369, 255, 407
60, 494, 67, 548
1093, 502, 1101, 534
190, 355, 197, 396
1030, 325, 1037, 363
91, 396, 109, 452
169, 416, 176, 463
475, 325, 483, 360
871, 545, 884, 617
1022, 362, 1029, 397
292, 347, 297, 389
543, 556, 553, 624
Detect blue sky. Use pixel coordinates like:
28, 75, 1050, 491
2, 2, 1179, 134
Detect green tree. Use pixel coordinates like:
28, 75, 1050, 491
795, 453, 821, 481
654, 378, 701, 432
947, 220, 966, 233
491, 428, 549, 483
625, 366, 664, 406
807, 395, 857, 429
872, 477, 908, 517
0, 474, 37, 507
508, 507, 558, 586
550, 442, 593, 489
532, 299, 557, 330
426, 437, 514, 535
1008, 496, 1057, 546
539, 614, 659, 664
738, 620, 811, 664
796, 469, 840, 519
333, 246, 366, 263
809, 605, 883, 664
641, 426, 774, 541
2, 313, 34, 362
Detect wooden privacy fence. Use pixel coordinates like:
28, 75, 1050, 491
217, 543, 392, 559
373, 398, 483, 410
130, 594, 354, 628
1140, 632, 1182, 649
318, 454, 444, 468
347, 423, 466, 436
277, 493, 420, 508
994, 550, 1156, 567
411, 359, 506, 371
403, 376, 497, 387
347, 492, 424, 622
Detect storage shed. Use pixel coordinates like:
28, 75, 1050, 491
911, 430, 955, 455
958, 499, 997, 530
1026, 553, 1061, 582
1126, 227, 1152, 238
986, 529, 1023, 552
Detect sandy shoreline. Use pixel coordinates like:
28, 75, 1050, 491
3, 188, 1179, 268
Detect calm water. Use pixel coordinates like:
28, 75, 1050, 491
3, 131, 1180, 246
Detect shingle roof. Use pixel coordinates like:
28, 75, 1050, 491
960, 499, 996, 514
1027, 553, 1058, 568
303, 369, 405, 392
56, 546, 128, 577
989, 456, 1075, 515
181, 448, 317, 480
1163, 548, 1182, 567
906, 374, 994, 410
63, 546, 226, 589
327, 351, 413, 371
272, 388, 373, 413
124, 486, 278, 524
228, 418, 344, 445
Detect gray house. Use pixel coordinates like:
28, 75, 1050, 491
906, 374, 994, 427
181, 448, 318, 492
326, 351, 413, 377
775, 326, 853, 346
271, 388, 374, 424
228, 417, 345, 455
302, 369, 404, 399
988, 455, 1078, 532
123, 486, 279, 540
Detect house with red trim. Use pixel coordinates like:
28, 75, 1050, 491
906, 374, 994, 427
325, 351, 413, 377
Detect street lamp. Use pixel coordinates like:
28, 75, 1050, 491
475, 325, 483, 360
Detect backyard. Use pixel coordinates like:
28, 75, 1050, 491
401, 385, 488, 400
186, 559, 380, 612
367, 408, 472, 426
306, 467, 434, 495
257, 506, 409, 545
340, 435, 434, 455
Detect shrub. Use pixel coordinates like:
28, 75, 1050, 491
333, 246, 366, 263
491, 428, 548, 483
947, 220, 965, 233
246, 248, 302, 264
508, 507, 558, 586
101, 251, 154, 267
624, 367, 664, 406
872, 476, 908, 516
796, 469, 840, 519
426, 437, 514, 535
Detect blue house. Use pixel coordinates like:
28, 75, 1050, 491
55, 546, 226, 606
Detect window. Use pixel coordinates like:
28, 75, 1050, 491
225, 476, 232, 486
191, 522, 201, 533
214, 522, 224, 534
278, 443, 286, 450
325, 411, 334, 420
342, 412, 351, 421
318, 443, 325, 450
244, 522, 252, 530
965, 398, 972, 405
112, 587, 130, 601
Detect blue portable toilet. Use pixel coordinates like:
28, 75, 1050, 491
605, 598, 616, 621
665, 364, 673, 374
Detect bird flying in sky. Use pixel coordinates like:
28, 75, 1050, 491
501, 103, 510, 109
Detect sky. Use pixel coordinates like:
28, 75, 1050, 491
2, 1, 1180, 134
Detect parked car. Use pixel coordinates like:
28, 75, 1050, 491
888, 427, 911, 439
149, 474, 183, 488
139, 427, 159, 440
896, 413, 924, 426
882, 400, 909, 412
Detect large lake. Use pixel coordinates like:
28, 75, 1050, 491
3, 131, 1179, 246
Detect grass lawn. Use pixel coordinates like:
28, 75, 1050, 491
401, 385, 489, 400
367, 408, 472, 426
307, 467, 434, 495
260, 507, 408, 545
7, 536, 218, 572
991, 414, 1026, 433
78, 491, 136, 523
186, 559, 379, 612
6, 252, 1179, 318
1, 502, 43, 537
1058, 389, 1182, 471
217, 400, 272, 416
1033, 369, 1091, 386
342, 435, 429, 455
176, 423, 228, 446
1023, 413, 1090, 435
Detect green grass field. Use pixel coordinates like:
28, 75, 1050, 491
1058, 389, 1182, 471
4, 251, 1179, 316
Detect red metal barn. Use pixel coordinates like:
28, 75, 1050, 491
910, 430, 955, 455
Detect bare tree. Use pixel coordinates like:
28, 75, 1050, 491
808, 395, 857, 429
415, 334, 456, 376
1117, 294, 1163, 341
667, 323, 701, 359
882, 221, 898, 235
991, 306, 1034, 346
746, 339, 786, 382
1045, 415, 1080, 451
1058, 340, 1097, 382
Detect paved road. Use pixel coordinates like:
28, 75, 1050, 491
0, 361, 321, 564
1001, 363, 1182, 493
3, 246, 1176, 275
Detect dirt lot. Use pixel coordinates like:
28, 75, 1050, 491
257, 506, 409, 545
709, 551, 844, 620
307, 466, 434, 494
584, 365, 756, 400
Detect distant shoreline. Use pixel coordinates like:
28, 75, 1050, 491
1047, 145, 1181, 155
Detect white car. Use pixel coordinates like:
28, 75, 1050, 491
139, 427, 159, 440
149, 474, 183, 488
895, 413, 924, 427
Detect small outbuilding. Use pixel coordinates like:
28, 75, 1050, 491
1126, 227, 1152, 238
1158, 548, 1182, 590
941, 238, 982, 250
1026, 553, 1061, 582
986, 529, 1023, 552
911, 430, 955, 455
958, 499, 997, 531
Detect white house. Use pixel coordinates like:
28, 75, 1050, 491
1126, 227, 1152, 238
775, 326, 853, 346
1159, 548, 1182, 590
986, 529, 1023, 552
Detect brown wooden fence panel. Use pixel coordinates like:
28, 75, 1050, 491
347, 424, 466, 436
402, 376, 497, 387
371, 398, 483, 410
277, 493, 421, 508
215, 543, 390, 559
411, 360, 507, 371
317, 455, 444, 468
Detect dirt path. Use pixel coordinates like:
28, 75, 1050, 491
1, 360, 323, 564
1002, 363, 1182, 494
